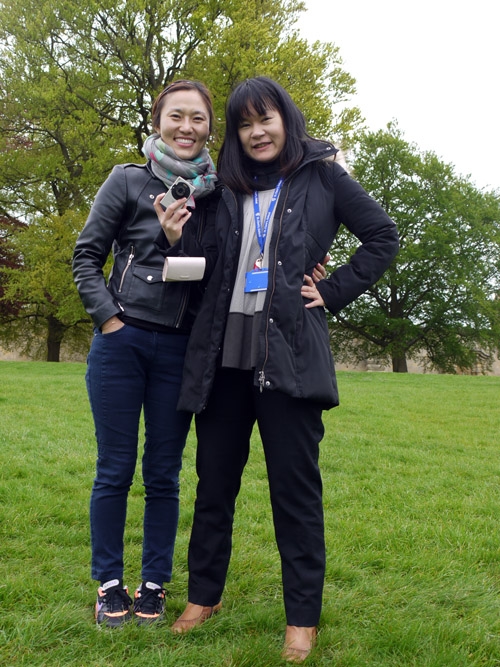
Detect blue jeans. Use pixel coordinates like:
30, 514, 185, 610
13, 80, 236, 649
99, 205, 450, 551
85, 324, 192, 585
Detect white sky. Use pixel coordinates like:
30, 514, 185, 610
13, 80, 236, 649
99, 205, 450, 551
296, 0, 499, 191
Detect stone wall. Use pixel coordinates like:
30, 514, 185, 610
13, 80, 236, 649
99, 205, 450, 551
335, 354, 500, 375
2, 345, 499, 375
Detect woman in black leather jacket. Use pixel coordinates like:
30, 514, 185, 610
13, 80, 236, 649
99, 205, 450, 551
72, 80, 217, 627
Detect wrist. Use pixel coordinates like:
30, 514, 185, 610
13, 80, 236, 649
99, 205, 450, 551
101, 317, 122, 331
166, 231, 182, 246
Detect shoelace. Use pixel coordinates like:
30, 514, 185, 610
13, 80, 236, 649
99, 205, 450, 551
135, 587, 164, 614
105, 586, 132, 612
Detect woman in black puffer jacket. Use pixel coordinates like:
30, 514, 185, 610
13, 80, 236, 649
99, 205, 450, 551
168, 77, 399, 662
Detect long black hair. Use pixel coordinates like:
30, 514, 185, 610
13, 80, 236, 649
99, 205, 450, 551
217, 77, 314, 193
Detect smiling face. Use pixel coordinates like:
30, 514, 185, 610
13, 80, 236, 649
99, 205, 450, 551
155, 89, 211, 160
237, 106, 286, 163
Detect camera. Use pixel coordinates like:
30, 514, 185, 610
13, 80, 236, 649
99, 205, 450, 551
160, 176, 196, 209
171, 180, 192, 199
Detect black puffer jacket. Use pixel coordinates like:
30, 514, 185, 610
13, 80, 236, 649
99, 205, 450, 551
73, 162, 217, 331
179, 141, 399, 413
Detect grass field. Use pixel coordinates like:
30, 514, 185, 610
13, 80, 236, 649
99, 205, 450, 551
0, 361, 499, 666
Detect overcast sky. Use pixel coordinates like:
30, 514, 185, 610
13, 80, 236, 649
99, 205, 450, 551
296, 0, 499, 191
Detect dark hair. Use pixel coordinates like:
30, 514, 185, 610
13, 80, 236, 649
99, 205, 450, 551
217, 77, 312, 193
151, 79, 215, 134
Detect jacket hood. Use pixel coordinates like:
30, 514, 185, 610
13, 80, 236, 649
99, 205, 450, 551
301, 139, 338, 165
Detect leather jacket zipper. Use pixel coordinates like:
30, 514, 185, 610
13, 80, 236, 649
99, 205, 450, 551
118, 246, 135, 293
174, 286, 189, 328
173, 205, 207, 328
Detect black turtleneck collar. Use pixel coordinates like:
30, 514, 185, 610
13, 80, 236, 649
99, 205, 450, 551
244, 156, 283, 191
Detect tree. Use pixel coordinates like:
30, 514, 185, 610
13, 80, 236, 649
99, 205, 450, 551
0, 0, 360, 360
183, 3, 360, 142
328, 123, 500, 373
0, 211, 91, 361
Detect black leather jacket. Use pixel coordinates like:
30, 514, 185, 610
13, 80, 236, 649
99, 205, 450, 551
73, 162, 216, 331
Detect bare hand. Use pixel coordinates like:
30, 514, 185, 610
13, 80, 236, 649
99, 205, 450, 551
154, 193, 192, 246
101, 317, 125, 334
312, 263, 327, 282
301, 274, 325, 309
311, 254, 331, 283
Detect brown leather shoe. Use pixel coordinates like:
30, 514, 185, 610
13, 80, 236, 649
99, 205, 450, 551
171, 601, 223, 634
282, 625, 317, 663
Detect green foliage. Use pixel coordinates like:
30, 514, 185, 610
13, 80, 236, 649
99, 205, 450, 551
2, 362, 500, 665
0, 0, 358, 215
0, 0, 359, 359
329, 123, 500, 373
182, 0, 360, 144
0, 1, 135, 214
0, 214, 25, 320
0, 211, 91, 360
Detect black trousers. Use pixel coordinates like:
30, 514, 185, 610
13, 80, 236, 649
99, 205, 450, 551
187, 368, 326, 626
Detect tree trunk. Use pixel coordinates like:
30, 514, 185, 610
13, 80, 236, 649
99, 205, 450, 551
46, 315, 64, 362
392, 355, 408, 373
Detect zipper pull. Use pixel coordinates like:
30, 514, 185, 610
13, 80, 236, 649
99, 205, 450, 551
118, 246, 135, 293
258, 370, 265, 393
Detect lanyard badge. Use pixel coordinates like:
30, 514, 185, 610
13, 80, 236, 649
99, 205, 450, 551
244, 179, 283, 293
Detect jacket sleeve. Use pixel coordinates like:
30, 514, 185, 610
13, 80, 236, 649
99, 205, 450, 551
316, 163, 399, 314
72, 166, 127, 328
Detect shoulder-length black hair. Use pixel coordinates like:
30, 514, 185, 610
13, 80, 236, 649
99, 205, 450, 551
217, 77, 313, 193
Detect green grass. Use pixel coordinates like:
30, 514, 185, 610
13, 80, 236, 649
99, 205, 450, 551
1, 362, 499, 666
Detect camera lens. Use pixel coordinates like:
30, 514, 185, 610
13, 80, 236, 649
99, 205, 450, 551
171, 181, 191, 200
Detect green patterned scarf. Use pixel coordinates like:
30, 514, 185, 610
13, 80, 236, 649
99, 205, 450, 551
142, 133, 217, 200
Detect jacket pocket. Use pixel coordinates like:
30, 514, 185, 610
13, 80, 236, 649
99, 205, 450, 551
124, 263, 167, 313
294, 305, 337, 405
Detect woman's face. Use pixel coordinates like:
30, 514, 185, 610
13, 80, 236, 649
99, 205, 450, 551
156, 89, 211, 160
237, 106, 286, 163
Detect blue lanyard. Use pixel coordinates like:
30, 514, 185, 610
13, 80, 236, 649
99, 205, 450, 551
253, 179, 284, 257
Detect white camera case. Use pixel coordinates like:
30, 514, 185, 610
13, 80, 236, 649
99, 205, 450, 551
162, 256, 206, 282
